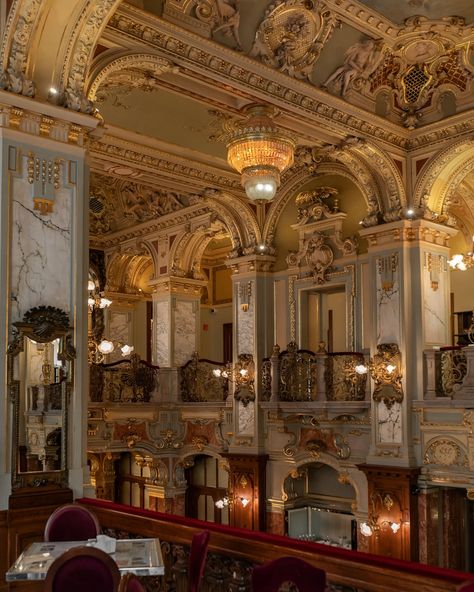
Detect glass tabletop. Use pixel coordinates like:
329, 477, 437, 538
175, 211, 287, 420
6, 538, 164, 581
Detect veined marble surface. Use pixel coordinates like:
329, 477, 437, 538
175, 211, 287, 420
154, 300, 170, 366
376, 272, 400, 345
238, 401, 254, 435
107, 310, 132, 362
237, 281, 254, 355
174, 300, 196, 366
423, 268, 447, 345
377, 401, 402, 444
11, 175, 72, 322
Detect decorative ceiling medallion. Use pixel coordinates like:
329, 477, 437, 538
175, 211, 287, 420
250, 0, 337, 81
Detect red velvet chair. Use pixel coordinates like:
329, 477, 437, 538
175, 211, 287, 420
188, 530, 210, 592
251, 556, 326, 592
44, 503, 101, 542
118, 573, 145, 592
458, 583, 474, 591
44, 546, 120, 592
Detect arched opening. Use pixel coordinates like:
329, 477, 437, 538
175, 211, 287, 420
284, 463, 356, 549
185, 454, 230, 525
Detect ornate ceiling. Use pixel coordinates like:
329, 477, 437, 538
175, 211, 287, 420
356, 0, 474, 25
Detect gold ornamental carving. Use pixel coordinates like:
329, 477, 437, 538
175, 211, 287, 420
424, 439, 466, 467
368, 343, 403, 407
250, 0, 338, 81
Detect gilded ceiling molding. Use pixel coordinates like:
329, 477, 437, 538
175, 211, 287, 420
412, 137, 474, 214
87, 50, 180, 102
106, 250, 152, 295
55, 0, 123, 113
0, 0, 43, 96
203, 189, 262, 253
106, 4, 408, 149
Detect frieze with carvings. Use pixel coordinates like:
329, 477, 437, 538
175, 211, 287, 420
114, 420, 149, 449
183, 418, 223, 450
424, 438, 467, 467
250, 0, 339, 81
287, 232, 334, 284
89, 173, 191, 235
284, 426, 350, 460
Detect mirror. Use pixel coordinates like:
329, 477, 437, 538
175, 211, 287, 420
8, 306, 74, 490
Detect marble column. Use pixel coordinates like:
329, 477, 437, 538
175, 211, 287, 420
227, 253, 276, 453
359, 220, 456, 466
0, 92, 100, 508
150, 276, 205, 400
418, 486, 440, 565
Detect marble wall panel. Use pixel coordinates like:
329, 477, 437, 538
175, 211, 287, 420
377, 401, 402, 444
237, 281, 254, 355
423, 264, 448, 345
10, 172, 72, 322
107, 309, 132, 362
238, 401, 254, 435
154, 300, 170, 366
376, 271, 400, 345
174, 299, 196, 366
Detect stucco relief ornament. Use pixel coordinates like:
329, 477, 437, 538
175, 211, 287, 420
250, 0, 338, 81
424, 439, 465, 467
368, 343, 403, 407
60, 74, 95, 114
322, 38, 385, 96
0, 53, 36, 97
295, 187, 338, 223
287, 233, 334, 284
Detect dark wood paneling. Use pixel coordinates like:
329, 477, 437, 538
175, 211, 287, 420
78, 498, 473, 592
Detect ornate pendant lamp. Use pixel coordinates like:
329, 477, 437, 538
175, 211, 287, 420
226, 104, 296, 202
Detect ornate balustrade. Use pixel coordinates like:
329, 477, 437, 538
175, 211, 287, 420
180, 352, 229, 402
89, 353, 159, 403
77, 498, 473, 592
424, 346, 472, 398
262, 343, 368, 403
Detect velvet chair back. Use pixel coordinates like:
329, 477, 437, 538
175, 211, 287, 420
44, 504, 101, 542
44, 546, 120, 592
251, 556, 326, 592
188, 530, 210, 592
118, 573, 145, 592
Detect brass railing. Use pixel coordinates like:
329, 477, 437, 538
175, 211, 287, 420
89, 353, 159, 403
261, 343, 367, 403
180, 352, 229, 402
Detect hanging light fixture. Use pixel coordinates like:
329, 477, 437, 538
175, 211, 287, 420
448, 235, 474, 271
226, 104, 296, 202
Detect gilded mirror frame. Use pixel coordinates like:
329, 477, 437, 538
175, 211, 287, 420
8, 306, 75, 491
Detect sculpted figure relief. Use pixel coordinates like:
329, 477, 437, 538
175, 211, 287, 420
323, 38, 385, 96
213, 0, 242, 50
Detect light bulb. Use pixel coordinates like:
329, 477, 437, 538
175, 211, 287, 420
360, 522, 373, 537
88, 297, 95, 308
240, 497, 250, 507
87, 280, 95, 291
239, 368, 248, 376
355, 364, 368, 374
99, 297, 112, 308
215, 499, 225, 509
98, 339, 115, 354
386, 364, 396, 374
213, 368, 222, 378
120, 344, 134, 356
390, 522, 400, 534
241, 168, 279, 201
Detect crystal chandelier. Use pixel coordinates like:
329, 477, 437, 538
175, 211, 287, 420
226, 104, 296, 202
448, 236, 474, 271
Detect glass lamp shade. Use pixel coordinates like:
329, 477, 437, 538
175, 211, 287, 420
226, 104, 295, 202
87, 280, 96, 291
98, 339, 115, 354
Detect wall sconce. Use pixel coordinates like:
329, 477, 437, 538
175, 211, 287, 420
213, 354, 255, 406
240, 496, 250, 508
359, 492, 402, 537
239, 281, 252, 312
368, 343, 403, 406
215, 496, 230, 509
88, 279, 112, 309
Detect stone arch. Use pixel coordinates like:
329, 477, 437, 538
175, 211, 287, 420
279, 452, 368, 514
1, 0, 122, 102
412, 137, 474, 214
264, 160, 379, 246
86, 49, 180, 101
205, 190, 261, 250
106, 249, 153, 294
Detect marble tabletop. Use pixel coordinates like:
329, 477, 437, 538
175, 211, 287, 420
5, 538, 164, 581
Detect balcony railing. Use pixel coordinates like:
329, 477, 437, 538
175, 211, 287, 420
77, 498, 473, 592
180, 353, 229, 402
262, 343, 368, 403
424, 346, 473, 399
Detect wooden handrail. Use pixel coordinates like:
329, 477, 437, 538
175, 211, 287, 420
77, 498, 473, 592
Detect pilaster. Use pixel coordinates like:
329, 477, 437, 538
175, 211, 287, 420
359, 220, 456, 467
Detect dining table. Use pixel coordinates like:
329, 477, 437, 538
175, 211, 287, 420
5, 537, 164, 581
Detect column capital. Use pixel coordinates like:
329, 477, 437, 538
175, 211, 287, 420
226, 253, 276, 276
150, 275, 206, 297
359, 219, 458, 250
